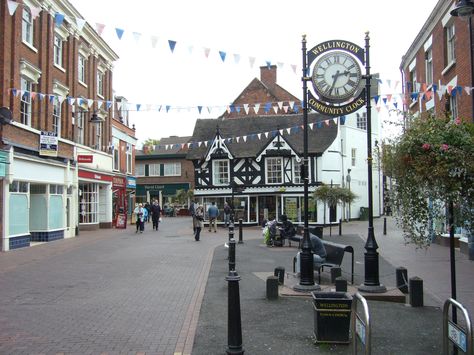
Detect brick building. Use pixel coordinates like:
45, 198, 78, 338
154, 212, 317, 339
400, 0, 474, 122
220, 65, 301, 119
135, 136, 194, 212
0, 0, 131, 250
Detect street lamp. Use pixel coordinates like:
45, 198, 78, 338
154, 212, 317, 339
293, 35, 319, 292
346, 169, 351, 221
451, 0, 474, 123
358, 32, 386, 293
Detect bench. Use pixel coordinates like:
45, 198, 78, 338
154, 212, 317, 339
293, 240, 354, 284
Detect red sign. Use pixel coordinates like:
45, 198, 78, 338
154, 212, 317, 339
116, 213, 127, 229
113, 176, 126, 188
78, 170, 113, 182
78, 155, 93, 163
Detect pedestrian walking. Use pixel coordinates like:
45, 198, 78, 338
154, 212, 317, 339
207, 201, 219, 232
144, 202, 151, 223
134, 203, 145, 233
223, 202, 231, 227
189, 200, 196, 232
194, 204, 204, 241
151, 199, 161, 231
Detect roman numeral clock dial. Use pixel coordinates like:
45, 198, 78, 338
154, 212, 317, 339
311, 51, 362, 103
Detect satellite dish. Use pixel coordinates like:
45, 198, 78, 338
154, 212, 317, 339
0, 107, 12, 125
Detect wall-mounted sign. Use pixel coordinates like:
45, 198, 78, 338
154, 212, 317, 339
77, 154, 93, 163
39, 131, 58, 157
78, 170, 113, 182
113, 176, 126, 188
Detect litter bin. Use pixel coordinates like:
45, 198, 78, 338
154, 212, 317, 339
359, 207, 369, 221
312, 291, 352, 343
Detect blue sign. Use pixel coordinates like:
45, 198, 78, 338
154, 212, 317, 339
127, 176, 136, 189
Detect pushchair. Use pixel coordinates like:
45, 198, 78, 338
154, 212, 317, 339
263, 219, 285, 247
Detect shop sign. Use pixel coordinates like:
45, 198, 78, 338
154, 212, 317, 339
78, 155, 94, 163
78, 170, 113, 182
127, 177, 136, 189
113, 176, 126, 188
39, 131, 58, 157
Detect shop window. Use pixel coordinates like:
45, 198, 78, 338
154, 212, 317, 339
50, 184, 63, 194
9, 181, 29, 193
79, 183, 98, 224
30, 184, 46, 194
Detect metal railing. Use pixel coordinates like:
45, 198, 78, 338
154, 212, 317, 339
443, 298, 472, 354
352, 292, 371, 354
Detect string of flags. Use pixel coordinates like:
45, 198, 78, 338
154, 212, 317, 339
9, 80, 473, 116
156, 118, 341, 151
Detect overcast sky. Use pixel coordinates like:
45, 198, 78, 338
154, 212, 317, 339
69, 0, 439, 145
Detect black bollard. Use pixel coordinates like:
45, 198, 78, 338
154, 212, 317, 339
274, 266, 285, 285
396, 267, 408, 294
409, 277, 423, 307
335, 277, 348, 292
266, 276, 279, 300
238, 218, 243, 244
226, 269, 244, 355
331, 267, 342, 283
338, 219, 342, 236
229, 239, 236, 272
383, 217, 387, 235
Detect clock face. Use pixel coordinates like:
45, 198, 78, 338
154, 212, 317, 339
311, 51, 362, 103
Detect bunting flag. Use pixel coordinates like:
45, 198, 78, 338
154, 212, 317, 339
168, 40, 177, 53
115, 28, 125, 40
7, 1, 19, 16
76, 18, 86, 32
54, 13, 65, 27
95, 23, 106, 36
219, 51, 226, 62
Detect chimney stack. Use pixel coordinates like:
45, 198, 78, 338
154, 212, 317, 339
260, 65, 277, 87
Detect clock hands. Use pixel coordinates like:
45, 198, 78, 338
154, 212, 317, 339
329, 70, 341, 94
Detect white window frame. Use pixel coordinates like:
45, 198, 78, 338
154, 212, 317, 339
149, 163, 161, 176
212, 159, 229, 185
356, 112, 367, 130
136, 163, 145, 177
52, 99, 61, 137
20, 77, 32, 126
425, 47, 433, 86
293, 158, 303, 184
54, 34, 63, 68
9, 181, 29, 193
78, 54, 86, 84
164, 162, 181, 177
76, 108, 85, 145
113, 138, 120, 171
22, 6, 34, 46
126, 144, 133, 174
446, 22, 456, 65
97, 70, 105, 98
265, 157, 283, 184
351, 148, 356, 167
450, 94, 459, 119
79, 183, 98, 224
95, 122, 102, 150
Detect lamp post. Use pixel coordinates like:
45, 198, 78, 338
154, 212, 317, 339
358, 32, 386, 293
294, 35, 319, 292
346, 169, 351, 221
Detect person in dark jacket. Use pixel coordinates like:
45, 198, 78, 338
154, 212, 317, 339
151, 199, 161, 231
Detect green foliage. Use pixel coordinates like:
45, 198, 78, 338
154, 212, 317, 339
383, 115, 474, 247
142, 138, 160, 153
313, 184, 357, 207
173, 189, 194, 206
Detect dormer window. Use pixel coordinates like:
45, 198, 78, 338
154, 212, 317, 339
213, 159, 229, 185
266, 157, 283, 184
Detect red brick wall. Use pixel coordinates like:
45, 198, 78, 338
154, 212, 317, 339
403, 13, 473, 122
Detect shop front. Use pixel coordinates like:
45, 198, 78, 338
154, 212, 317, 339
126, 176, 136, 222
136, 182, 190, 207
78, 170, 113, 230
112, 176, 126, 227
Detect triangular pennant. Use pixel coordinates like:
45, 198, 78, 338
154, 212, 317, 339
30, 5, 42, 19
264, 102, 271, 113
115, 28, 124, 40
386, 94, 392, 102
49, 94, 56, 103
30, 92, 37, 100
116, 101, 122, 110
38, 93, 45, 101
87, 99, 94, 107
97, 100, 103, 109
257, 133, 261, 139
324, 120, 330, 126
277, 101, 283, 110
132, 32, 142, 43
265, 132, 269, 138
204, 141, 208, 147
283, 105, 288, 113
456, 86, 463, 95
277, 62, 284, 69
273, 106, 278, 114
236, 137, 240, 143
266, 61, 272, 69
316, 122, 323, 128
204, 47, 211, 58
76, 18, 86, 32
309, 123, 314, 130
106, 101, 113, 109
286, 128, 291, 135
243, 136, 247, 142
166, 105, 171, 113
291, 64, 297, 74
279, 129, 284, 135
374, 95, 380, 105
57, 96, 66, 104
219, 51, 226, 62
151, 36, 159, 48
67, 97, 75, 106
340, 116, 346, 125
54, 13, 65, 27
233, 54, 240, 64
197, 106, 203, 114
7, 1, 19, 16
243, 104, 249, 114
465, 86, 472, 95
289, 101, 295, 109
95, 23, 106, 36
253, 103, 260, 114
249, 57, 256, 68
168, 40, 177, 53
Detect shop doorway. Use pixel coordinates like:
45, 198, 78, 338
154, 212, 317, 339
258, 196, 277, 223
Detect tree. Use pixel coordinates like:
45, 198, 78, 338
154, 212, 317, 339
174, 189, 194, 207
313, 184, 357, 235
142, 138, 160, 153
383, 114, 474, 247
